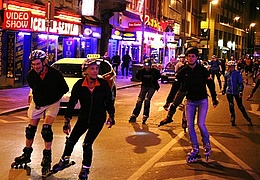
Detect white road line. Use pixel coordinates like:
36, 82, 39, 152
127, 131, 185, 180
210, 136, 260, 180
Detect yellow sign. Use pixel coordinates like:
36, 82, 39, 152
87, 54, 100, 58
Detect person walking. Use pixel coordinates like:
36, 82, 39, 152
11, 50, 69, 177
111, 51, 121, 75
51, 58, 115, 180
167, 47, 219, 163
103, 51, 111, 64
222, 61, 253, 126
244, 55, 253, 85
129, 59, 161, 124
209, 55, 222, 90
121, 51, 131, 78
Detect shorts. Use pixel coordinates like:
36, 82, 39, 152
27, 99, 60, 120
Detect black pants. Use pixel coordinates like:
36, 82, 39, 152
62, 120, 104, 167
226, 94, 249, 122
132, 86, 156, 117
121, 65, 129, 76
211, 70, 222, 89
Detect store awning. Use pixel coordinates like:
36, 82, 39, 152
82, 16, 103, 25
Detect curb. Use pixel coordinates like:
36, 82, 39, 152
0, 83, 141, 116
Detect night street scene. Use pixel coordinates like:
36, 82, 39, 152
0, 0, 260, 180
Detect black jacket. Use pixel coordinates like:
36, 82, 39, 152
136, 67, 161, 90
27, 66, 69, 107
65, 77, 115, 125
171, 63, 217, 101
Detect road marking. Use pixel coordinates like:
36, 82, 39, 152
169, 174, 227, 180
248, 104, 260, 116
210, 136, 260, 180
127, 131, 185, 180
0, 116, 28, 123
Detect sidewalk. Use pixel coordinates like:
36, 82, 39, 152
0, 75, 140, 115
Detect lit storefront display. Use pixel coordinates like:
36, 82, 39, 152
0, 1, 82, 88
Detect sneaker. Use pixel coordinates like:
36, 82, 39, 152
158, 118, 173, 127
52, 157, 70, 172
129, 115, 136, 123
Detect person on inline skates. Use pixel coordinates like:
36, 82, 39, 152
11, 50, 69, 177
159, 54, 187, 128
209, 55, 222, 90
167, 47, 219, 163
222, 61, 253, 126
128, 59, 161, 124
247, 67, 260, 100
52, 58, 115, 180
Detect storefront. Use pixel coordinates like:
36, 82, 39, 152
0, 1, 82, 88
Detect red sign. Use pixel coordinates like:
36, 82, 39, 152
3, 10, 31, 30
129, 22, 142, 27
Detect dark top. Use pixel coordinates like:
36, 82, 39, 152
112, 55, 121, 65
65, 78, 115, 125
27, 65, 69, 107
173, 63, 217, 101
136, 68, 161, 90
122, 54, 131, 66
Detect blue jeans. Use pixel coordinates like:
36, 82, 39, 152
185, 98, 209, 147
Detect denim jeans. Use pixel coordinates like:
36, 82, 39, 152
132, 86, 156, 117
185, 98, 209, 147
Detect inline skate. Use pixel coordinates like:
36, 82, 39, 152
78, 166, 90, 180
186, 146, 201, 163
203, 143, 211, 162
129, 115, 136, 123
41, 149, 52, 177
158, 117, 173, 127
11, 147, 33, 169
142, 116, 148, 125
52, 156, 76, 174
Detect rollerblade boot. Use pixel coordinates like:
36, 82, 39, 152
129, 115, 136, 123
158, 117, 173, 127
11, 147, 33, 169
41, 149, 52, 177
52, 156, 75, 173
78, 165, 90, 180
142, 116, 148, 125
186, 146, 201, 163
203, 143, 211, 162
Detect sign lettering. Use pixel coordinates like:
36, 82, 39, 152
3, 11, 31, 30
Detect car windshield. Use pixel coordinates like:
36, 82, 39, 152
53, 64, 83, 78
52, 61, 111, 78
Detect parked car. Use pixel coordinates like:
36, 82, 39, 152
29, 58, 116, 109
161, 62, 176, 83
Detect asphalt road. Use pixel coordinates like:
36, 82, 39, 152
0, 81, 259, 180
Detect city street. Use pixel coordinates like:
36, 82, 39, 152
0, 81, 259, 180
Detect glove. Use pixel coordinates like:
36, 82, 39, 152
212, 99, 219, 108
63, 118, 71, 135
221, 90, 226, 95
163, 103, 170, 111
106, 117, 115, 129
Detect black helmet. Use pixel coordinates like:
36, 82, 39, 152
29, 50, 47, 61
144, 59, 152, 66
185, 47, 199, 56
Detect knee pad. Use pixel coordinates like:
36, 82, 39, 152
25, 124, 37, 140
41, 124, 53, 142
82, 143, 92, 152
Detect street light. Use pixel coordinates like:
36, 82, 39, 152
206, 0, 218, 60
232, 16, 240, 58
249, 23, 256, 57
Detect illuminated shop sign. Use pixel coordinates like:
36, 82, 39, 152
122, 32, 136, 41
3, 10, 79, 36
83, 25, 101, 39
3, 10, 31, 30
139, 15, 160, 29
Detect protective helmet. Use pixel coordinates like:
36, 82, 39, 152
178, 54, 186, 58
143, 59, 152, 66
212, 55, 217, 59
82, 58, 100, 71
226, 60, 236, 66
185, 47, 199, 56
29, 50, 46, 61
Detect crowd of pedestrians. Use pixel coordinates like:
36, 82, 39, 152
10, 47, 259, 179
